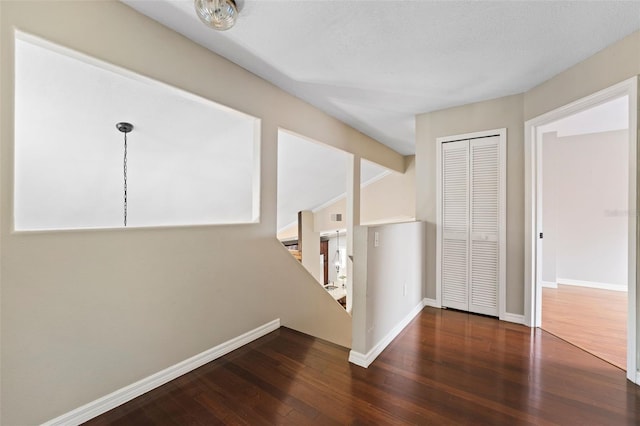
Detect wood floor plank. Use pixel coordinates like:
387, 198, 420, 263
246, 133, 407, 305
542, 284, 626, 369
84, 308, 640, 425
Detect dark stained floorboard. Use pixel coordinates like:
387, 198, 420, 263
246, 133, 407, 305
85, 307, 640, 425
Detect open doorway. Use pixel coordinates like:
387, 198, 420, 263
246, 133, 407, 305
525, 77, 638, 382
538, 96, 629, 369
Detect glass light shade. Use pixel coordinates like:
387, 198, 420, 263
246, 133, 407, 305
195, 0, 239, 31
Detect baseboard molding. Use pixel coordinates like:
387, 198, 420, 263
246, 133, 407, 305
424, 298, 524, 326
423, 297, 441, 308
42, 319, 281, 426
541, 281, 558, 288
349, 300, 425, 368
557, 278, 627, 292
500, 312, 526, 325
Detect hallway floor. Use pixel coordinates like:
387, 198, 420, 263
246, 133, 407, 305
86, 307, 640, 425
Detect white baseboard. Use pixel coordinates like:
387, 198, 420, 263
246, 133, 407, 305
424, 297, 524, 326
348, 350, 369, 368
541, 281, 557, 288
349, 300, 425, 368
42, 319, 281, 426
500, 312, 526, 325
557, 278, 627, 292
423, 297, 441, 308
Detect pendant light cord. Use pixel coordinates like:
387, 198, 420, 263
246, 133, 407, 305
116, 122, 133, 228
123, 131, 127, 227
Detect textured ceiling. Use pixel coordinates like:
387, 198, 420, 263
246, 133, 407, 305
123, 0, 640, 155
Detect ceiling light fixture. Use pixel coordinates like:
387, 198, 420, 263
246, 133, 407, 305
194, 0, 242, 31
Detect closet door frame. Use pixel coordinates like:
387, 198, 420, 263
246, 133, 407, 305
436, 128, 507, 319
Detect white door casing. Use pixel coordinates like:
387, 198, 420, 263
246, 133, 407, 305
524, 77, 638, 383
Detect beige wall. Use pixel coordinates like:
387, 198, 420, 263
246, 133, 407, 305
311, 156, 416, 234
416, 94, 524, 313
0, 1, 404, 424
361, 156, 416, 226
525, 32, 640, 121
300, 211, 323, 283
416, 30, 640, 316
278, 222, 299, 241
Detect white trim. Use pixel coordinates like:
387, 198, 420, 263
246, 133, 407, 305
541, 281, 558, 289
360, 216, 416, 227
628, 77, 638, 384
423, 297, 441, 308
556, 278, 627, 292
348, 300, 425, 368
347, 350, 369, 368
437, 128, 506, 143
524, 121, 535, 327
435, 137, 443, 308
42, 319, 281, 426
312, 193, 349, 214
501, 313, 526, 325
524, 76, 638, 383
498, 130, 507, 320
361, 169, 393, 188
436, 128, 507, 318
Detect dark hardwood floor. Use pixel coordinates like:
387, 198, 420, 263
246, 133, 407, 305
85, 307, 640, 425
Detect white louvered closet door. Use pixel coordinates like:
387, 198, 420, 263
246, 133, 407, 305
469, 137, 499, 316
440, 134, 502, 317
441, 140, 470, 311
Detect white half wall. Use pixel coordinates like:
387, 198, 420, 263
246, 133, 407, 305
351, 221, 426, 366
542, 129, 629, 288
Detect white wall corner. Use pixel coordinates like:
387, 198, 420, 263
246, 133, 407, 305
348, 300, 425, 368
541, 281, 558, 288
500, 313, 526, 325
42, 319, 281, 426
423, 298, 441, 308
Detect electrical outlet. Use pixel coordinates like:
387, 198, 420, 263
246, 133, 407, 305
374, 231, 379, 247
